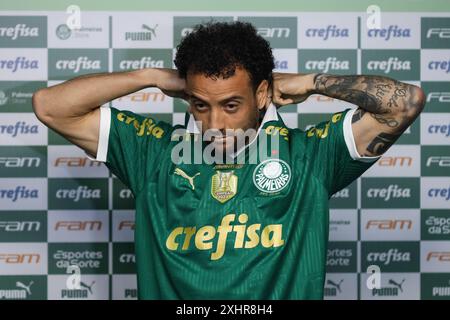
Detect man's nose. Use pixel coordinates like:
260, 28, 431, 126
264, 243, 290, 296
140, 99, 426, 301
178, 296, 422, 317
209, 108, 225, 133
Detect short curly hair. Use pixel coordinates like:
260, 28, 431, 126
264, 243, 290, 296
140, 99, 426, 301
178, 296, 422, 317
174, 21, 275, 91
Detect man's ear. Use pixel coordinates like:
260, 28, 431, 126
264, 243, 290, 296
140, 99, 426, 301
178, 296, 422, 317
255, 79, 270, 111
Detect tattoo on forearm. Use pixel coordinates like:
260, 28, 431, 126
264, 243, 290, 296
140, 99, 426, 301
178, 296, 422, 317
386, 86, 407, 109
313, 74, 424, 128
314, 73, 425, 157
365, 132, 401, 156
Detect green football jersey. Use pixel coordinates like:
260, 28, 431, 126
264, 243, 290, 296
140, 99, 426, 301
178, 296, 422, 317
91, 104, 380, 299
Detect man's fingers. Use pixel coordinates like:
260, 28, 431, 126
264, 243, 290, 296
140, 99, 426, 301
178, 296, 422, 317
278, 98, 294, 106
271, 96, 281, 107
273, 92, 295, 106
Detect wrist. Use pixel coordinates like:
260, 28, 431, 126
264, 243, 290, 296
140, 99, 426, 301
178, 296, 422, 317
307, 73, 319, 94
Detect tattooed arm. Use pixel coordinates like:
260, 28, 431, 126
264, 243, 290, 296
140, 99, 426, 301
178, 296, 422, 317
311, 74, 425, 157
269, 72, 426, 157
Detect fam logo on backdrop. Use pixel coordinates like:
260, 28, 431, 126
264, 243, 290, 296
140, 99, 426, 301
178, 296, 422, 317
111, 86, 173, 114
421, 17, 450, 49
47, 145, 109, 178
236, 16, 297, 48
361, 209, 420, 241
422, 82, 450, 113
420, 247, 450, 299
0, 212, 47, 242
421, 146, 450, 177
363, 145, 420, 177
48, 211, 109, 242
0, 243, 47, 275
421, 242, 450, 273
112, 211, 135, 242
0, 146, 47, 177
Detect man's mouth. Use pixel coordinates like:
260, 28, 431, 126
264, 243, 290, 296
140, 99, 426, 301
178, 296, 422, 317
211, 135, 234, 144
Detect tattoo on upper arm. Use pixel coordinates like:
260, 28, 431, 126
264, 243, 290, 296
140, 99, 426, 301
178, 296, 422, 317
369, 113, 400, 128
364, 132, 401, 156
351, 108, 366, 123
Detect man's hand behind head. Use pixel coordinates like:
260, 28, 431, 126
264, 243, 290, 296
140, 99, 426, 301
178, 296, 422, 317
152, 68, 188, 100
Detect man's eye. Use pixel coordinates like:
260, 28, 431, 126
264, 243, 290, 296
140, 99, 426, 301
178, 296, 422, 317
225, 104, 238, 110
194, 103, 206, 109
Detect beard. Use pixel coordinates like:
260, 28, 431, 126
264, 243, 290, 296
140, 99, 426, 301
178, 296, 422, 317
206, 108, 264, 157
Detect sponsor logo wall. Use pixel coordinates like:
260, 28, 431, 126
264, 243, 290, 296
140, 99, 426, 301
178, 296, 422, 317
0, 11, 449, 300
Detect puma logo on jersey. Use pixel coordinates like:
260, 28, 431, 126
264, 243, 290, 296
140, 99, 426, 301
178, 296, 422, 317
174, 168, 200, 190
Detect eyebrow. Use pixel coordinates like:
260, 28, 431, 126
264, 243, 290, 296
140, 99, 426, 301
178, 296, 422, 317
189, 94, 245, 104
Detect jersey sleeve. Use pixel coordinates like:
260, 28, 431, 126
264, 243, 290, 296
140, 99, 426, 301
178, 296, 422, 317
86, 105, 173, 194
306, 107, 382, 198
